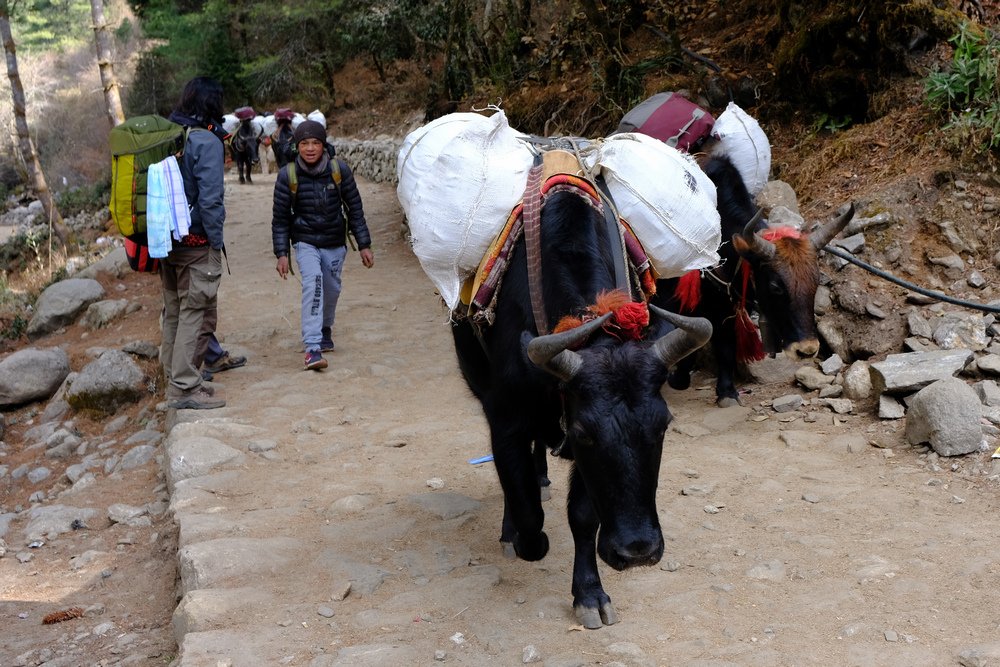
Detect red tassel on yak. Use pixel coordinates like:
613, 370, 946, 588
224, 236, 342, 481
551, 290, 650, 343
736, 262, 765, 363
674, 270, 702, 313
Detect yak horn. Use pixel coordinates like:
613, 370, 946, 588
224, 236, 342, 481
809, 203, 855, 250
648, 305, 713, 369
526, 313, 613, 382
739, 208, 775, 260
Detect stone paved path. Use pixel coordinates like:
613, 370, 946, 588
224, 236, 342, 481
164, 172, 1000, 667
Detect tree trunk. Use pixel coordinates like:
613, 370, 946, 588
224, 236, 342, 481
0, 2, 69, 246
91, 0, 125, 127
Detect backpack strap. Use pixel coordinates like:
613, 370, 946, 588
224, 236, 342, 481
288, 158, 344, 200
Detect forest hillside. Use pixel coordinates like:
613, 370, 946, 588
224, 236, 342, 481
0, 0, 998, 339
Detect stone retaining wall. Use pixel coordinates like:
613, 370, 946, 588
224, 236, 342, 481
335, 137, 402, 185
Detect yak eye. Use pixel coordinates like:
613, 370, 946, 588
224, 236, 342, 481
569, 425, 594, 448
768, 278, 787, 297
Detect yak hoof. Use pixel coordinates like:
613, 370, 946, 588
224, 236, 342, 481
717, 395, 741, 408
667, 372, 691, 391
500, 541, 517, 559
539, 485, 551, 502
575, 601, 620, 629
514, 530, 549, 561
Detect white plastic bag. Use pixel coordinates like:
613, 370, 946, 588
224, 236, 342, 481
290, 113, 307, 130
397, 110, 535, 310
711, 102, 771, 196
583, 133, 721, 278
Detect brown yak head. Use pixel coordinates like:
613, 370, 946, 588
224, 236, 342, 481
731, 205, 855, 360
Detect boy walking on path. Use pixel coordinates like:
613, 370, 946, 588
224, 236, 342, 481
271, 120, 374, 370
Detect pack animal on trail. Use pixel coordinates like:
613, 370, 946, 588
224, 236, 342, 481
450, 162, 712, 628
230, 118, 262, 184
651, 152, 855, 406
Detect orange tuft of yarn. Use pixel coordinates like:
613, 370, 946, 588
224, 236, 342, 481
592, 290, 632, 315
553, 315, 584, 334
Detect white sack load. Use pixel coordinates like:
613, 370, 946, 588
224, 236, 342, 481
262, 115, 278, 137
306, 109, 327, 128
290, 112, 307, 129
397, 110, 535, 310
711, 102, 771, 196
222, 114, 239, 135
583, 132, 721, 278
250, 116, 267, 137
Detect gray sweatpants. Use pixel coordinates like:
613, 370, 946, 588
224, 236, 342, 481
295, 242, 347, 352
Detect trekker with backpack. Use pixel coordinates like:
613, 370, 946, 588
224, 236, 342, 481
160, 76, 230, 409
271, 120, 374, 371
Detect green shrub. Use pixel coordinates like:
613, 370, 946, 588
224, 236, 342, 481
925, 23, 1000, 153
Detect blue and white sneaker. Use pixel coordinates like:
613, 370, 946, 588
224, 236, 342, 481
304, 350, 328, 371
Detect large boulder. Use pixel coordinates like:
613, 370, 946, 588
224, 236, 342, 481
904, 377, 983, 456
26, 278, 106, 339
0, 347, 71, 408
65, 349, 146, 414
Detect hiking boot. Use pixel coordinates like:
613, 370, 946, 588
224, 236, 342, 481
304, 350, 328, 371
201, 369, 214, 382
167, 387, 226, 410
320, 327, 335, 352
204, 352, 248, 374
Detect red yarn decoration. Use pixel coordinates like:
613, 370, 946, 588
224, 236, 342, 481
736, 262, 765, 363
611, 301, 650, 340
674, 270, 702, 312
550, 290, 650, 342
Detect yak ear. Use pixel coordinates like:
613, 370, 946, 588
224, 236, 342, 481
731, 233, 753, 258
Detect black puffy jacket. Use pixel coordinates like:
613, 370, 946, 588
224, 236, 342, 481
271, 155, 371, 257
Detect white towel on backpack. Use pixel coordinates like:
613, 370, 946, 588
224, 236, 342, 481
161, 155, 190, 240
147, 156, 192, 258
146, 160, 172, 258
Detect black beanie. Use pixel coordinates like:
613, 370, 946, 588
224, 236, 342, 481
293, 120, 326, 145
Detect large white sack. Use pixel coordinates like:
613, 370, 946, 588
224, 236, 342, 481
583, 132, 721, 278
290, 113, 307, 129
222, 114, 239, 135
306, 109, 327, 128
397, 110, 535, 310
250, 116, 266, 137
711, 102, 771, 196
262, 115, 278, 137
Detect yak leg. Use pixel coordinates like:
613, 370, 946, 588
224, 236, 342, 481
491, 420, 549, 562
567, 466, 617, 628
533, 416, 564, 490
713, 315, 741, 407
238, 159, 246, 184
667, 352, 696, 391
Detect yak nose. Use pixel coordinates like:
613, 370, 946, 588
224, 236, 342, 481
785, 339, 819, 360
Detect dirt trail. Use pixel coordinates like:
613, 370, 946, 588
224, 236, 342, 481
168, 171, 1000, 666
